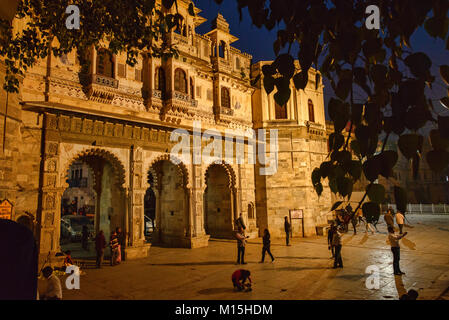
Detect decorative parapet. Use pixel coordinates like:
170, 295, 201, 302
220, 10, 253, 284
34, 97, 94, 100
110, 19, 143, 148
306, 121, 325, 137
83, 73, 120, 104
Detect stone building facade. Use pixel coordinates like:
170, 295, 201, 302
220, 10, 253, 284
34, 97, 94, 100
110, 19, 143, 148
251, 62, 332, 238
0, 1, 332, 265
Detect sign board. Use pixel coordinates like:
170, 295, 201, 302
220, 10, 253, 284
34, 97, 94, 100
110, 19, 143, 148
0, 199, 13, 220
290, 209, 303, 219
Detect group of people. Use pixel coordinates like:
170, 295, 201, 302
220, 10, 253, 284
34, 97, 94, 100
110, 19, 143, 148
328, 207, 409, 275
234, 213, 293, 266
94, 227, 125, 268
232, 214, 295, 292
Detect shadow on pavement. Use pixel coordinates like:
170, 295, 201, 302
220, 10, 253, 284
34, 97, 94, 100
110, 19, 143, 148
274, 266, 330, 272
197, 288, 234, 295
276, 256, 327, 260
402, 238, 417, 250
394, 275, 407, 298
148, 261, 237, 267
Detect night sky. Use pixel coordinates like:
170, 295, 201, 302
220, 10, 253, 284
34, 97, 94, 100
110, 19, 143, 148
195, 0, 449, 120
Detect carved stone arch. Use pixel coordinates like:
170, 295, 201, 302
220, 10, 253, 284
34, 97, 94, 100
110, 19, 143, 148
204, 161, 236, 191
61, 148, 127, 190
148, 154, 190, 190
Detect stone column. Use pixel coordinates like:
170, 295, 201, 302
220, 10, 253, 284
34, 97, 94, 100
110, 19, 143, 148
125, 146, 150, 259
37, 113, 64, 266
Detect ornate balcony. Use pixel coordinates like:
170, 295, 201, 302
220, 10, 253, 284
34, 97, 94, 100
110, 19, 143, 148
81, 73, 120, 104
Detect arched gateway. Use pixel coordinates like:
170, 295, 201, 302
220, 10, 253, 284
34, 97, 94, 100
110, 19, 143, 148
59, 148, 127, 258
204, 162, 238, 239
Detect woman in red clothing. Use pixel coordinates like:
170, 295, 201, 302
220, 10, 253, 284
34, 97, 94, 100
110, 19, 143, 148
232, 269, 252, 291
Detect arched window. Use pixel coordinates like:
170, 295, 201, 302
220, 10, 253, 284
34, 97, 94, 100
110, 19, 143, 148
248, 203, 255, 219
190, 77, 195, 99
155, 67, 166, 93
308, 99, 315, 123
219, 41, 226, 58
174, 68, 187, 93
236, 57, 241, 70
96, 48, 114, 78
275, 101, 287, 119
221, 87, 230, 108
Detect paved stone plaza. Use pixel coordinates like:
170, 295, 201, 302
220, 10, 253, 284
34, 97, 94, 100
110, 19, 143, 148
56, 214, 449, 300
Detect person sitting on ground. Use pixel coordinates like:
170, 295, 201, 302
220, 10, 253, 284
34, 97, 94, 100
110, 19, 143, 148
40, 267, 62, 300
232, 269, 252, 292
399, 289, 419, 300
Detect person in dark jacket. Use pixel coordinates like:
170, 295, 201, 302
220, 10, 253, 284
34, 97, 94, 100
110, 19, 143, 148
327, 222, 336, 258
260, 229, 275, 263
95, 230, 106, 268
0, 219, 38, 300
235, 213, 246, 230
284, 216, 291, 246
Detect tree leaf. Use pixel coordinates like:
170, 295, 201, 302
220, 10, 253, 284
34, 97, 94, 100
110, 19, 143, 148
329, 133, 344, 152
426, 150, 449, 172
337, 177, 353, 198
404, 52, 432, 79
398, 134, 423, 159
276, 54, 295, 78
394, 186, 407, 213
263, 75, 275, 95
362, 202, 381, 223
293, 71, 308, 90
312, 168, 322, 185
367, 184, 385, 204
331, 201, 343, 212
363, 157, 381, 182
430, 129, 449, 151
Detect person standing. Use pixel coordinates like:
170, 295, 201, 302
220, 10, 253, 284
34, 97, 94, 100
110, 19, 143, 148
384, 209, 395, 229
260, 229, 275, 263
110, 230, 120, 266
388, 226, 408, 275
40, 267, 62, 300
235, 213, 246, 230
95, 230, 106, 268
116, 227, 125, 261
396, 211, 405, 234
327, 223, 336, 258
332, 226, 344, 268
356, 208, 365, 226
351, 214, 358, 235
284, 216, 291, 246
235, 226, 248, 264
365, 215, 376, 234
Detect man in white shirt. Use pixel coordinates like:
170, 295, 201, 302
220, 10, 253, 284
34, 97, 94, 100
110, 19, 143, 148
396, 211, 405, 234
41, 267, 62, 300
388, 226, 408, 275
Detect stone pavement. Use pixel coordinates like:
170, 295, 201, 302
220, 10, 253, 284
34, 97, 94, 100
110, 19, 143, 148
55, 214, 449, 300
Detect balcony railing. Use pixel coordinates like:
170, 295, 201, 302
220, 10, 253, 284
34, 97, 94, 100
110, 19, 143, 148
219, 106, 233, 116
92, 74, 119, 89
